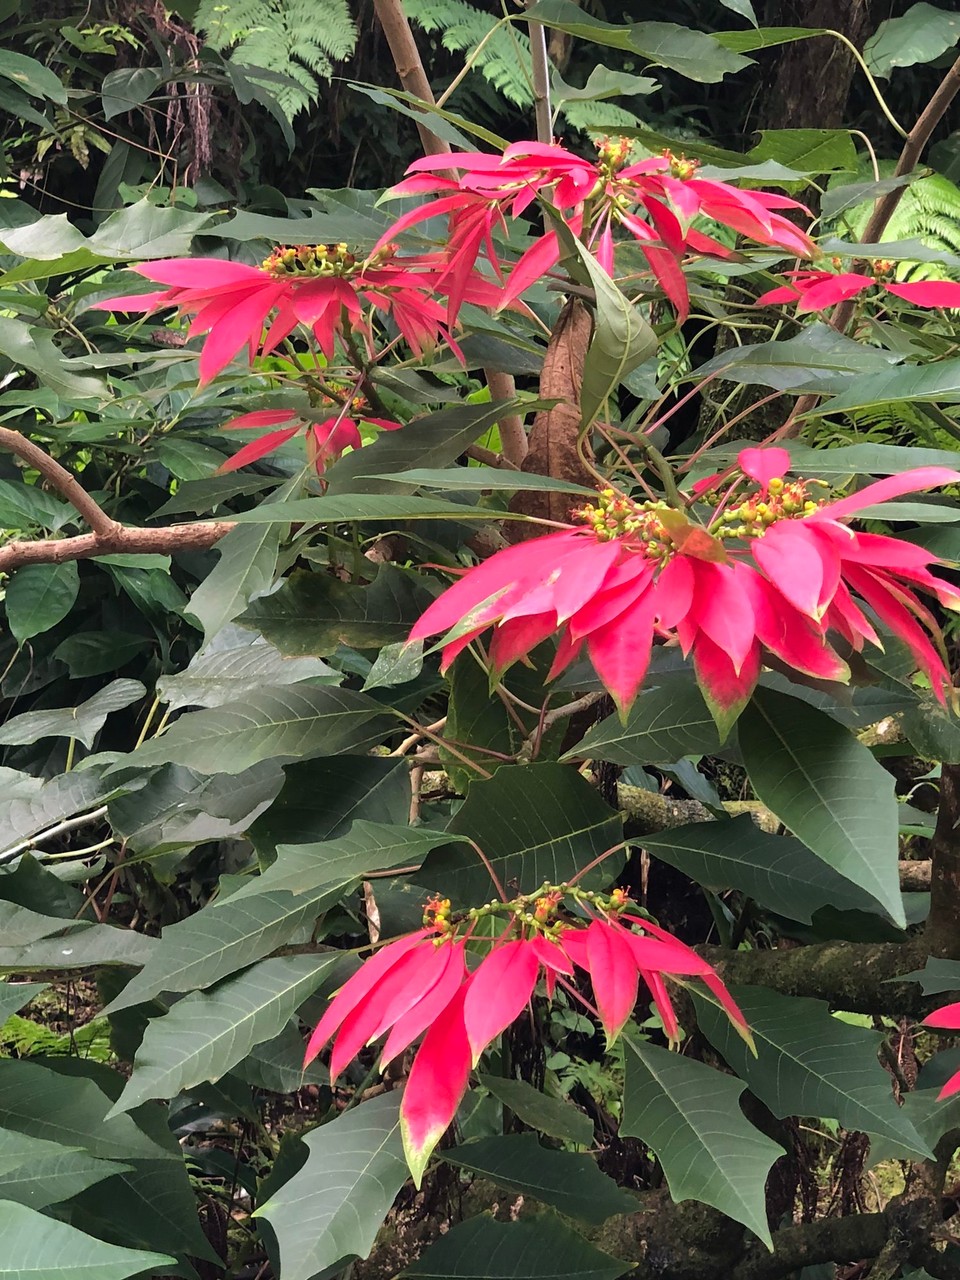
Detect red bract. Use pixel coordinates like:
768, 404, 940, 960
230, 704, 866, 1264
923, 1002, 960, 1098
379, 140, 814, 323
95, 244, 499, 384
305, 891, 746, 1184
409, 452, 960, 722
757, 269, 960, 314
217, 405, 401, 475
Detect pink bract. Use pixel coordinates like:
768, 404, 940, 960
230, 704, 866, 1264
409, 451, 960, 720
304, 905, 745, 1184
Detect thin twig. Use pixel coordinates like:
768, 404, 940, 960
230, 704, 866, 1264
525, 0, 553, 145
0, 805, 109, 865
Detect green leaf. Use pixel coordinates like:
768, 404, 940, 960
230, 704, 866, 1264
239, 564, 436, 657
2, 200, 213, 271
552, 64, 659, 105
53, 631, 150, 678
5, 561, 79, 644
621, 1036, 782, 1245
0, 1201, 173, 1280
108, 761, 283, 856
428, 763, 623, 904
747, 128, 857, 173
0, 924, 156, 971
718, 0, 758, 24
186, 522, 282, 642
865, 3, 960, 76
809, 358, 960, 415
257, 1092, 409, 1280
554, 229, 656, 431
382, 467, 594, 496
0, 901, 79, 946
695, 985, 933, 1156
226, 493, 506, 524
0, 1058, 212, 1259
325, 401, 532, 495
714, 26, 825, 53
0, 48, 66, 102
110, 954, 340, 1114
476, 1074, 593, 1145
739, 687, 904, 926
0, 979, 47, 1021
104, 824, 432, 1010
444, 1134, 635, 1224
402, 1213, 630, 1279
158, 624, 337, 711
695, 324, 900, 393
0, 679, 145, 749
524, 1, 751, 81
894, 956, 960, 995
564, 676, 721, 764
249, 756, 410, 854
101, 66, 162, 120
0, 771, 111, 856
644, 816, 885, 924
231, 822, 458, 903
0, 316, 106, 401
0, 477, 73, 531
110, 685, 395, 776
0, 1127, 125, 1210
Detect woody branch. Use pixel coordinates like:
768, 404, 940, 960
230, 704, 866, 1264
0, 426, 233, 574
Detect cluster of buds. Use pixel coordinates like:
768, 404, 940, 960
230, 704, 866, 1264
261, 242, 390, 279
573, 488, 670, 557
711, 475, 825, 539
661, 148, 699, 181
423, 894, 453, 934
463, 881, 636, 944
595, 135, 631, 175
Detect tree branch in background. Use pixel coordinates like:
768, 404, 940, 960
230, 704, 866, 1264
0, 426, 233, 573
370, 0, 528, 467
525, 0, 553, 146
784, 51, 960, 434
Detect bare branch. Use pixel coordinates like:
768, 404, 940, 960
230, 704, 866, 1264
0, 426, 120, 539
0, 521, 234, 574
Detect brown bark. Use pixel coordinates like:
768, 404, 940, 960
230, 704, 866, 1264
507, 298, 595, 538
927, 761, 960, 958
756, 1, 872, 132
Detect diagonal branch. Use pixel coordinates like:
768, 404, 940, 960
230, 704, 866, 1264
0, 426, 234, 573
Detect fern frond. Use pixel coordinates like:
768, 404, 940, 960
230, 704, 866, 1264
407, 0, 534, 108
195, 0, 357, 121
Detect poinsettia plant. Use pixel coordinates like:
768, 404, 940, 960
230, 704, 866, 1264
5, 4, 960, 1280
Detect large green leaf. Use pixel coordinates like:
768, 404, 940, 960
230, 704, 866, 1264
5, 561, 79, 644
108, 760, 284, 855
810, 357, 960, 415
249, 756, 411, 853
0, 924, 156, 971
695, 985, 932, 1156
0, 901, 80, 947
231, 822, 459, 904
226, 493, 508, 524
239, 564, 436, 657
256, 1092, 409, 1280
865, 3, 960, 76
185, 522, 282, 642
894, 956, 960, 995
0, 49, 66, 102
565, 675, 721, 764
524, 1, 752, 80
444, 1134, 635, 1224
105, 825, 434, 1010
748, 128, 857, 173
739, 687, 904, 926
694, 324, 900, 393
0, 316, 107, 402
428, 763, 623, 903
476, 1074, 593, 1145
0, 979, 47, 1021
0, 1058, 212, 1259
0, 770, 108, 856
325, 400, 531, 494
158, 625, 338, 711
402, 1214, 630, 1279
0, 1128, 125, 1210
110, 685, 395, 776
0, 679, 145, 749
644, 816, 884, 923
621, 1036, 782, 1244
0, 1201, 173, 1280
383, 467, 594, 495
101, 66, 162, 120
110, 954, 341, 1114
